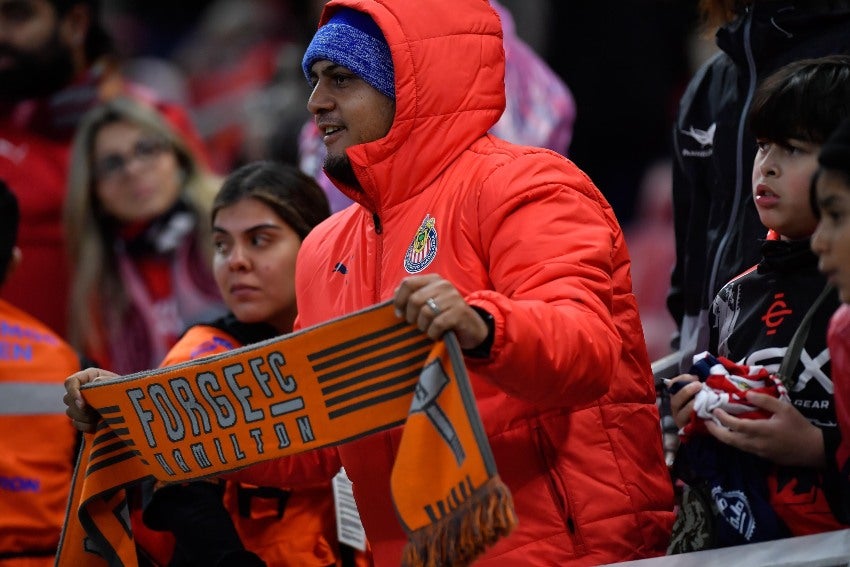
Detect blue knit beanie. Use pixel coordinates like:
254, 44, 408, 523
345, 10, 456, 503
302, 8, 395, 100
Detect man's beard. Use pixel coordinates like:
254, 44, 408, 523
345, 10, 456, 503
324, 153, 362, 191
0, 32, 75, 102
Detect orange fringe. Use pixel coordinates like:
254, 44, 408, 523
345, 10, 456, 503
401, 476, 518, 567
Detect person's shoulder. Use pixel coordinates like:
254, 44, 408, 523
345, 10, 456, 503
463, 138, 616, 228
0, 298, 66, 344
470, 136, 580, 178
302, 206, 362, 248
477, 138, 601, 197
715, 262, 760, 295
678, 50, 737, 116
0, 297, 79, 368
831, 304, 850, 336
160, 324, 240, 367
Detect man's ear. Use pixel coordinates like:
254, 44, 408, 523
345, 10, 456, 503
2, 246, 21, 285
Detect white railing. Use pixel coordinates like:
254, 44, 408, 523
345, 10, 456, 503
602, 528, 850, 566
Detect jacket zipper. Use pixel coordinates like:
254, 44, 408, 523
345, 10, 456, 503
533, 424, 585, 554
707, 5, 757, 309
373, 212, 383, 303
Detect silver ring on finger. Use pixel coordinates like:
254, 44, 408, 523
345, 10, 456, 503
426, 297, 441, 315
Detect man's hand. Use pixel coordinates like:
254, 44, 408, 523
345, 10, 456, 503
63, 368, 118, 433
393, 274, 489, 350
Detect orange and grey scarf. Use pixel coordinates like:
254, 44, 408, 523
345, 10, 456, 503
57, 301, 516, 567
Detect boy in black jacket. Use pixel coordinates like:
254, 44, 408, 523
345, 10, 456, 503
668, 55, 850, 552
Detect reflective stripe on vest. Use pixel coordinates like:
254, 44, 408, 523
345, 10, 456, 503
0, 382, 67, 415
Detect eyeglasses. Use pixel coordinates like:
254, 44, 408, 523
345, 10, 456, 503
94, 137, 171, 181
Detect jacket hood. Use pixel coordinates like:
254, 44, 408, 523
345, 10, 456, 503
717, 0, 850, 67
316, 0, 506, 211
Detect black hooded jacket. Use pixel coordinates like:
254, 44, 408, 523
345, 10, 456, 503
668, 0, 850, 371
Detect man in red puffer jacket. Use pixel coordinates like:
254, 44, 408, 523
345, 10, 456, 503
260, 1, 674, 564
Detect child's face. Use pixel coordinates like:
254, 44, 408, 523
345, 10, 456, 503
812, 169, 850, 303
752, 138, 820, 240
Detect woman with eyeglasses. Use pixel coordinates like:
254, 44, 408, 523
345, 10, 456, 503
64, 95, 227, 565
65, 96, 226, 376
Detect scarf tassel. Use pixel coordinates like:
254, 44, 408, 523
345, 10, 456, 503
401, 476, 518, 567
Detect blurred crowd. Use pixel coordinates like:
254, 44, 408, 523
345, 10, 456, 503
12, 0, 850, 565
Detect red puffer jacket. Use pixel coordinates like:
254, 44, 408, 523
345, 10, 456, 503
270, 0, 676, 564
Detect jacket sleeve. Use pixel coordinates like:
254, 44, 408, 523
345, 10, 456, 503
829, 307, 850, 518
667, 61, 711, 337
668, 120, 691, 335
463, 150, 625, 407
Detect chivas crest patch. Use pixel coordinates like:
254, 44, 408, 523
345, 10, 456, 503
403, 215, 438, 274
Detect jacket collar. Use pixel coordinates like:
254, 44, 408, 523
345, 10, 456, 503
757, 237, 819, 274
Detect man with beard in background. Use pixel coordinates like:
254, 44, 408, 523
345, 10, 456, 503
0, 0, 204, 339
0, 0, 117, 337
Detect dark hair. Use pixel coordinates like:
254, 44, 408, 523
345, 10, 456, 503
811, 115, 850, 218
749, 55, 850, 144
819, 115, 850, 177
0, 180, 19, 282
212, 161, 330, 240
48, 0, 113, 62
